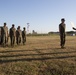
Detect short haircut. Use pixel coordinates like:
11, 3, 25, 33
4, 23, 6, 25
61, 18, 65, 21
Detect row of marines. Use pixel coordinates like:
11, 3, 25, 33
0, 23, 26, 47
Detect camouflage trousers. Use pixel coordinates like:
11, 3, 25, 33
22, 37, 26, 45
60, 33, 66, 47
10, 36, 15, 46
2, 34, 8, 46
0, 36, 3, 45
16, 37, 21, 45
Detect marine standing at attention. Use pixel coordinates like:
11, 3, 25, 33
22, 27, 26, 45
9, 24, 16, 46
3, 23, 8, 46
59, 18, 66, 48
16, 26, 22, 45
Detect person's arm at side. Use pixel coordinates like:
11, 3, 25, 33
59, 25, 61, 33
8, 29, 10, 37
7, 27, 9, 37
72, 27, 76, 30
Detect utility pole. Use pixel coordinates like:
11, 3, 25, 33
27, 23, 30, 34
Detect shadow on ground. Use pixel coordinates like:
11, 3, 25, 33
0, 47, 76, 64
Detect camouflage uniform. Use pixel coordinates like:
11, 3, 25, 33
16, 26, 22, 45
0, 27, 2, 45
59, 19, 66, 48
3, 23, 8, 46
22, 27, 26, 45
9, 25, 16, 46
0, 27, 4, 45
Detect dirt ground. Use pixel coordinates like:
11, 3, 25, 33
0, 36, 76, 75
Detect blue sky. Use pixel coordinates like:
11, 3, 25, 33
0, 0, 76, 33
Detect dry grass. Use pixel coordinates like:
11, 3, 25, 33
0, 36, 76, 75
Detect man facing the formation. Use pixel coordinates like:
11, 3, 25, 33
59, 18, 66, 48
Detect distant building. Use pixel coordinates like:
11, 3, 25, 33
32, 30, 37, 34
